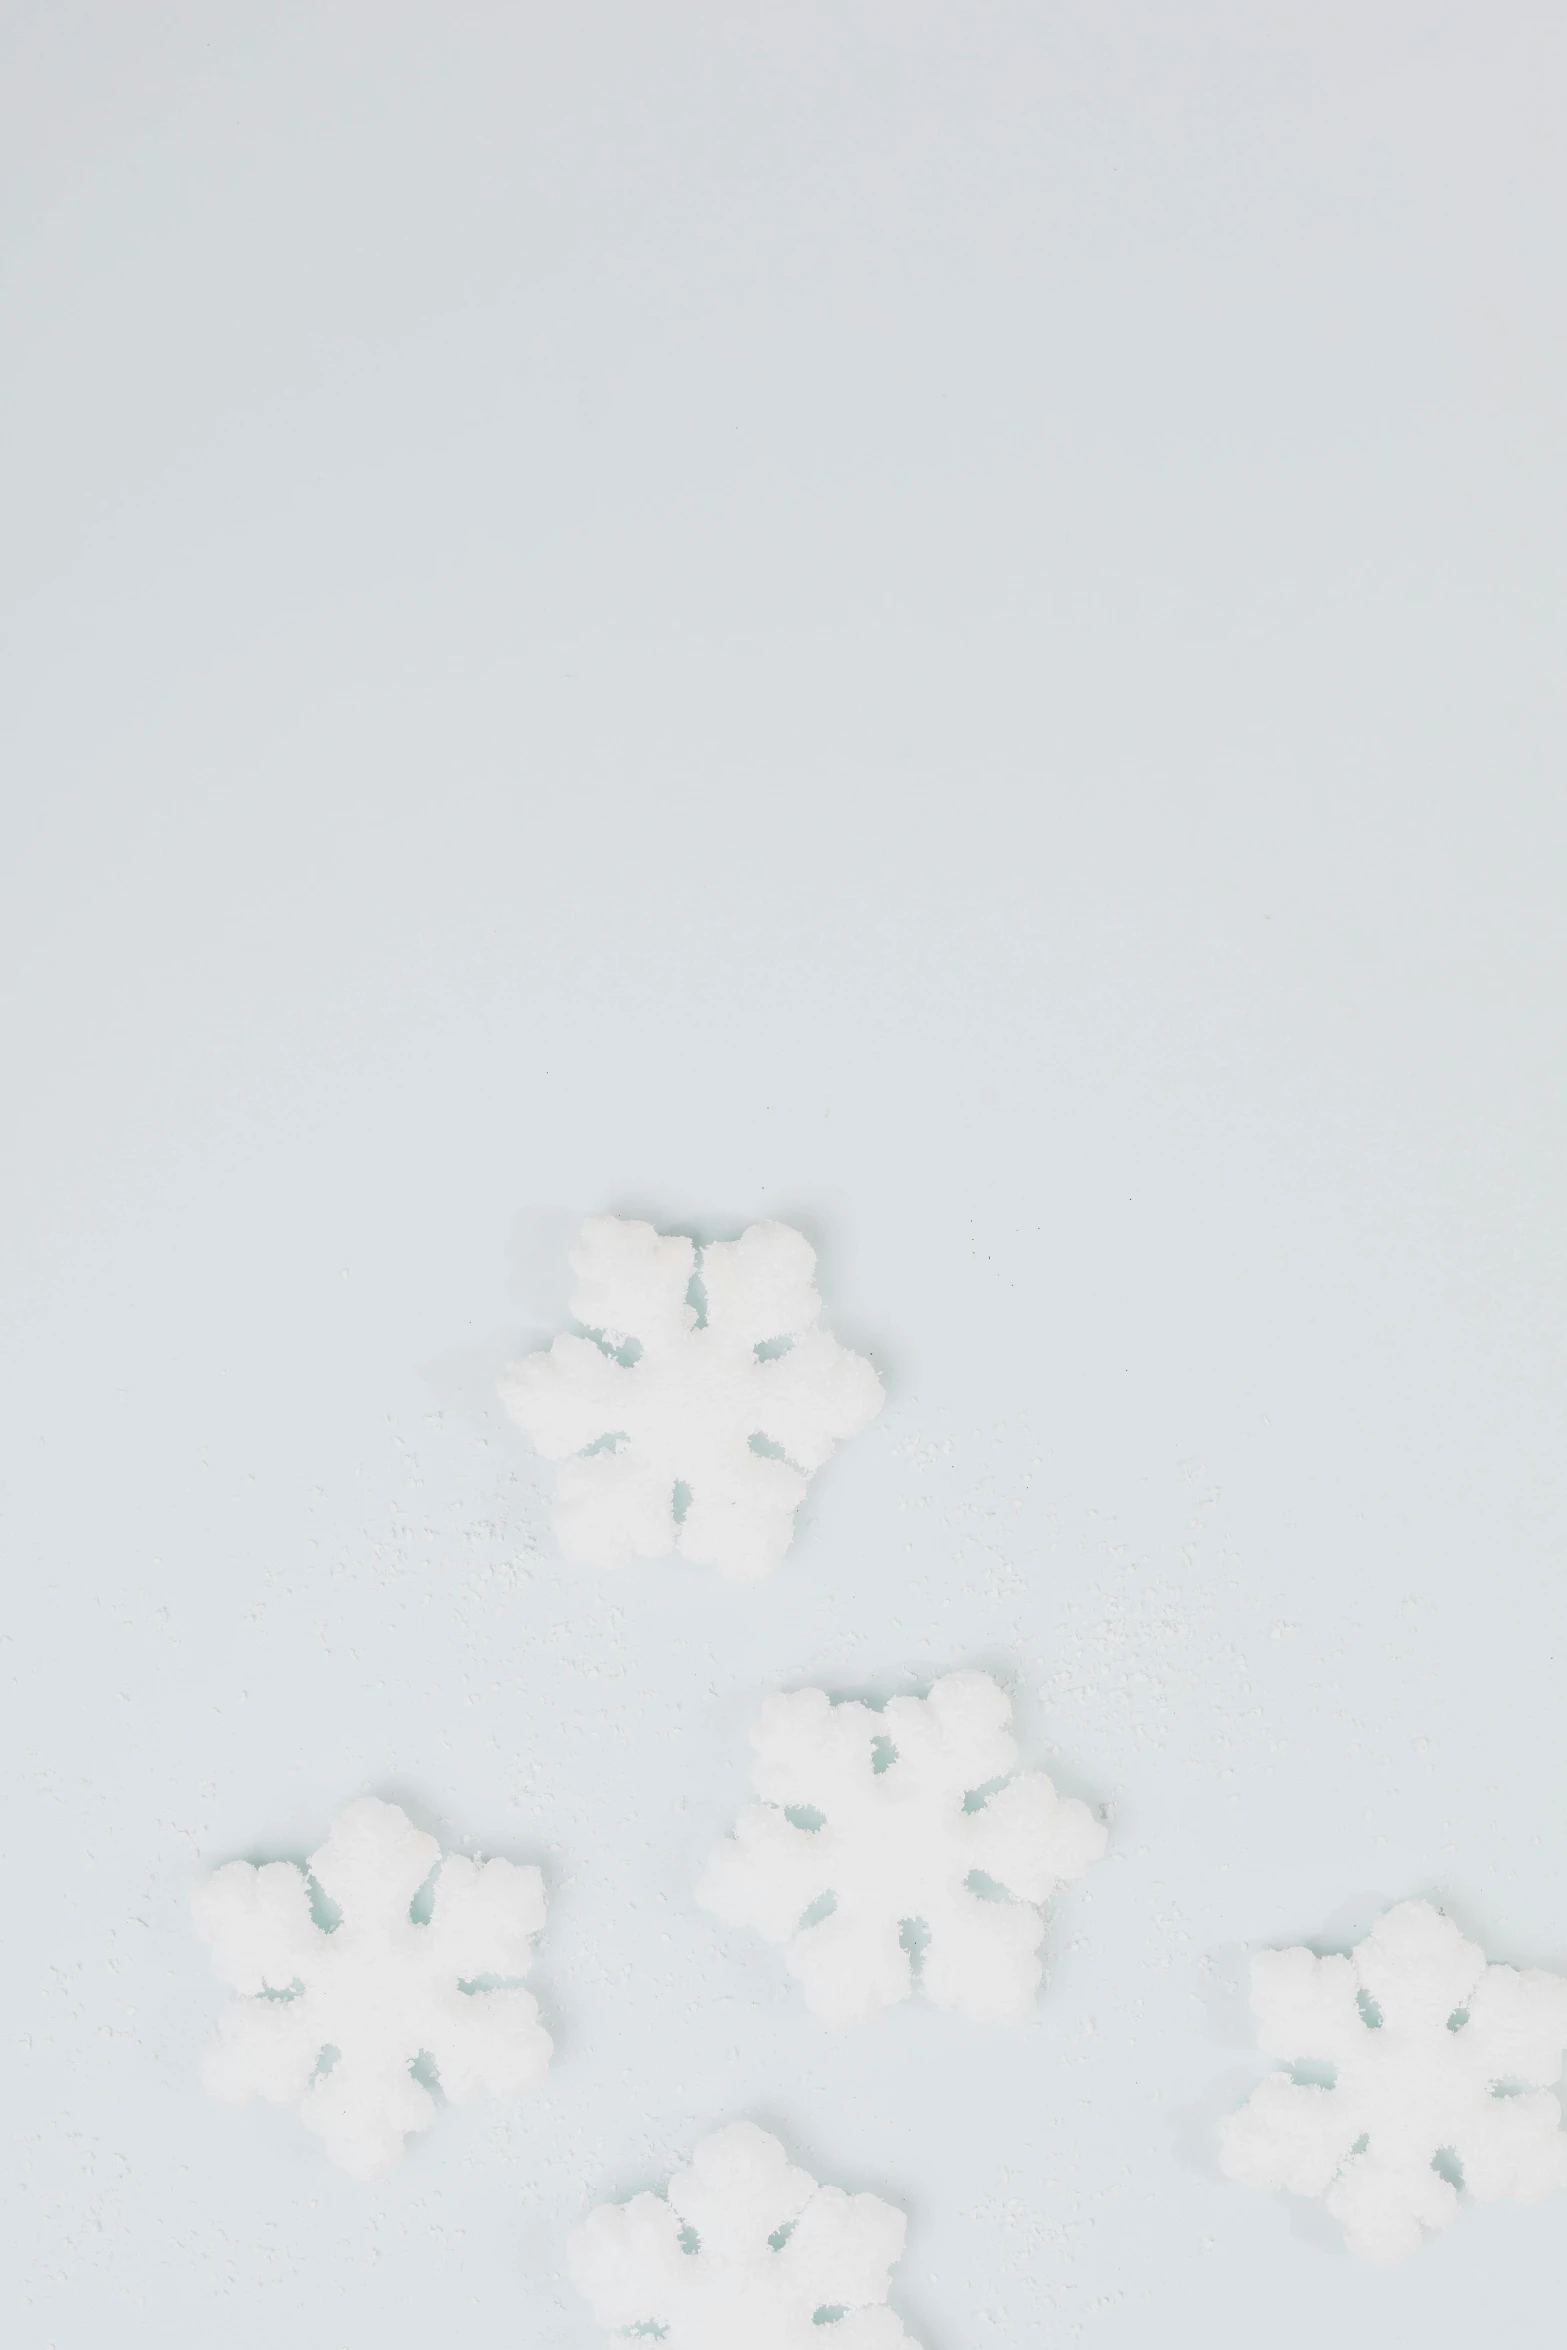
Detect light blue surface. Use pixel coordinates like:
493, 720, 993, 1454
4, 7, 1566, 2343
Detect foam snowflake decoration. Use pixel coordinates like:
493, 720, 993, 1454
191, 1795, 551, 2178
696, 1671, 1106, 2026
569, 2120, 920, 2348
501, 1215, 883, 1579
1218, 1898, 1567, 2263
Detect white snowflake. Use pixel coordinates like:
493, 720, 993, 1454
696, 1671, 1107, 2026
1218, 1898, 1567, 2263
191, 1795, 552, 2178
501, 1216, 883, 1579
569, 2120, 920, 2348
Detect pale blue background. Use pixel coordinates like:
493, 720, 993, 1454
4, 5, 1566, 2343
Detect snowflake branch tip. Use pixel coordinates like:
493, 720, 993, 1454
191, 1796, 551, 2177
569, 2121, 921, 2347
698, 1671, 1107, 2026
500, 1215, 883, 1578
1219, 1898, 1567, 2263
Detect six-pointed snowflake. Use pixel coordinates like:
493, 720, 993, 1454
697, 1671, 1107, 2026
569, 2120, 920, 2348
500, 1215, 883, 1579
1219, 1898, 1567, 2263
192, 1796, 552, 2178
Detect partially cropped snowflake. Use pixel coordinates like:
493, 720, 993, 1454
501, 1216, 883, 1579
1219, 1898, 1567, 2263
569, 2120, 920, 2348
191, 1796, 551, 2178
696, 1671, 1107, 2026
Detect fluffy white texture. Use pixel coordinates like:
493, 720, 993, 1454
191, 1795, 551, 2178
500, 1216, 883, 1578
569, 2120, 919, 2348
696, 1670, 1106, 2025
1219, 1898, 1567, 2263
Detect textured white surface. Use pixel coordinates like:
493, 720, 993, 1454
5, 8, 1567, 2347
569, 2120, 917, 2347
1218, 1900, 1567, 2263
501, 1216, 882, 1577
698, 1672, 1104, 2024
193, 1796, 551, 2177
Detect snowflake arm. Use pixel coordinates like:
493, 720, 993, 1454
568, 2193, 691, 2330
677, 1440, 808, 1581
963, 1772, 1107, 1906
425, 1851, 547, 1976
749, 1688, 874, 1811
307, 1793, 439, 1927
918, 1888, 1047, 2026
190, 1857, 319, 1992
1218, 2074, 1357, 2199
192, 1797, 552, 2177
1220, 1899, 1567, 2262
501, 1334, 635, 1461
1458, 2089, 1567, 2206
695, 1803, 828, 1943
567, 1216, 695, 1348
302, 2052, 436, 2180
501, 1221, 693, 1462
1355, 1896, 1486, 2025
777, 2183, 908, 2336
555, 1444, 678, 1564
1454, 1956, 1567, 2083
883, 1670, 1018, 1786
667, 2120, 816, 2257
1327, 2150, 1458, 2266
569, 2123, 920, 2349
753, 1329, 885, 1472
420, 1981, 552, 2104
699, 1673, 1105, 2026
202, 1990, 322, 2108
1249, 1946, 1365, 2070
787, 1902, 912, 2027
699, 1222, 822, 1345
